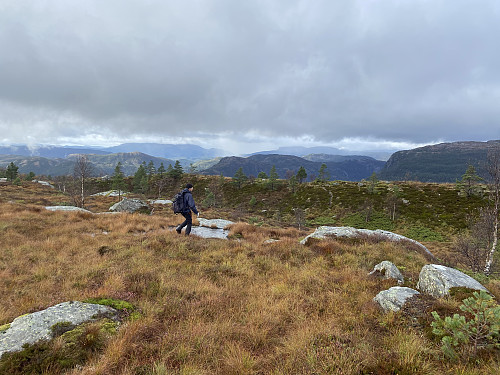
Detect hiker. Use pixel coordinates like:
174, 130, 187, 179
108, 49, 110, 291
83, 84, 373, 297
176, 183, 199, 235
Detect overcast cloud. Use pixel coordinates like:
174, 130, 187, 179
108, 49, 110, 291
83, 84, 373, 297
1, 0, 499, 154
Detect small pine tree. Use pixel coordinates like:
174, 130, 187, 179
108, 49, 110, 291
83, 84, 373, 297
233, 167, 247, 189
457, 164, 483, 197
296, 166, 307, 184
6, 162, 19, 182
257, 171, 268, 179
157, 162, 166, 177
147, 161, 156, 178
431, 290, 500, 361
268, 165, 280, 190
171, 160, 184, 179
317, 163, 330, 182
111, 162, 127, 200
133, 164, 147, 193
367, 172, 379, 194
166, 164, 174, 177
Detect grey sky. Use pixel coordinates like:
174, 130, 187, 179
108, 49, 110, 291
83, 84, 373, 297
1, 0, 499, 154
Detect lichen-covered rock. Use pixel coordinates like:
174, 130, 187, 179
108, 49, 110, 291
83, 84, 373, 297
197, 218, 234, 229
300, 226, 434, 259
0, 301, 117, 357
373, 287, 420, 312
45, 206, 92, 213
109, 198, 151, 214
369, 261, 404, 284
416, 264, 489, 298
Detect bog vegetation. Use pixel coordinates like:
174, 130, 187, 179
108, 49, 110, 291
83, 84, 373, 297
0, 164, 499, 374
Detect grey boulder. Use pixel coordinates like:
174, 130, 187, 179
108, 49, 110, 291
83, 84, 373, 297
373, 287, 420, 312
0, 301, 117, 357
109, 198, 151, 214
416, 264, 489, 298
300, 226, 434, 259
369, 261, 404, 284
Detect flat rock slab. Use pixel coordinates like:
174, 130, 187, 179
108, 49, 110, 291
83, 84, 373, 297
417, 264, 489, 298
373, 287, 420, 312
197, 218, 234, 229
149, 199, 172, 205
35, 180, 55, 189
92, 190, 127, 197
45, 206, 92, 213
0, 301, 117, 357
190, 226, 229, 239
300, 226, 434, 259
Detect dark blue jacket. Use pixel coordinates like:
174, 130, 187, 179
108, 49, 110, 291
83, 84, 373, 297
182, 188, 198, 215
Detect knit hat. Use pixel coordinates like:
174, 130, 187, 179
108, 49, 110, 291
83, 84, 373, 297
186, 183, 193, 189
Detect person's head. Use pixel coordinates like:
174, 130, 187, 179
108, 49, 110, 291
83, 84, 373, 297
186, 183, 194, 191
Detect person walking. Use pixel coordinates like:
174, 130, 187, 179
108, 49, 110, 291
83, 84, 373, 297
176, 183, 199, 235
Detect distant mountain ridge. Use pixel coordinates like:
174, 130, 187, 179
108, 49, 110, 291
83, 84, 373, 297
380, 140, 500, 182
249, 146, 392, 161
202, 154, 385, 181
0, 143, 223, 160
0, 152, 176, 177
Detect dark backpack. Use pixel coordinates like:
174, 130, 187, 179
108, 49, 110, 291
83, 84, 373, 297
172, 191, 186, 214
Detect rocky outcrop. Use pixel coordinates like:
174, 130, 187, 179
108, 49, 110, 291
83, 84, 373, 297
0, 301, 118, 357
373, 287, 420, 312
45, 206, 92, 213
197, 218, 234, 229
300, 226, 434, 259
369, 261, 404, 285
416, 264, 489, 298
109, 198, 151, 214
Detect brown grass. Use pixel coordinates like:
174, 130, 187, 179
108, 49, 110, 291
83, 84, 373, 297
0, 183, 498, 374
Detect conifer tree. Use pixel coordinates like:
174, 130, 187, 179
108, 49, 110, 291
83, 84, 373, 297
268, 165, 279, 190
317, 163, 330, 182
457, 164, 483, 197
6, 162, 19, 182
296, 166, 307, 184
233, 167, 247, 189
171, 160, 184, 179
147, 161, 156, 178
133, 164, 147, 193
111, 162, 127, 200
157, 162, 166, 177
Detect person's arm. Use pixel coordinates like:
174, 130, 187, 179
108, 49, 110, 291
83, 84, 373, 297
186, 193, 199, 215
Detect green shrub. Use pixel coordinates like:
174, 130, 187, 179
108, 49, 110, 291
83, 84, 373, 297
342, 211, 394, 231
405, 225, 445, 242
431, 290, 500, 361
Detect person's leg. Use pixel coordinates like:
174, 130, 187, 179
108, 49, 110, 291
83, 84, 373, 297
176, 212, 190, 233
184, 212, 193, 235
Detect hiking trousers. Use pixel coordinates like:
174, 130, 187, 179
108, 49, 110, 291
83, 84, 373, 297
178, 212, 193, 235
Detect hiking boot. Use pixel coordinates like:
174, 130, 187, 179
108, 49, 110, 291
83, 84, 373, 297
175, 227, 182, 234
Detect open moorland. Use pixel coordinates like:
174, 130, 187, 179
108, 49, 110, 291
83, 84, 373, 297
0, 178, 499, 374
